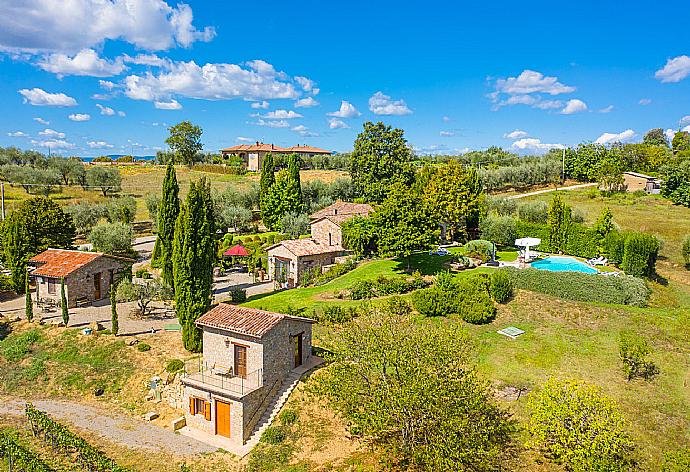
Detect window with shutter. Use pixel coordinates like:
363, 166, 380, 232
189, 397, 195, 415
204, 402, 211, 421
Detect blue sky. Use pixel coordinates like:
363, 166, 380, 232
2, 1, 690, 156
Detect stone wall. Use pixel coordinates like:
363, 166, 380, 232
311, 219, 343, 246
202, 328, 265, 381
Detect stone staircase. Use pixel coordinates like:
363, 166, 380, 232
243, 371, 301, 450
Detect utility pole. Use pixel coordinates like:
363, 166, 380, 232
562, 147, 566, 183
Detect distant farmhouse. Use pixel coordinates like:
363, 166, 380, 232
220, 142, 332, 172
267, 201, 374, 288
622, 172, 662, 194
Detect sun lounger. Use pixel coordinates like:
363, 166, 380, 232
587, 256, 607, 266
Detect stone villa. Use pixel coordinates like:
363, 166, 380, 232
28, 248, 131, 308
181, 304, 316, 447
220, 142, 331, 172
266, 201, 374, 288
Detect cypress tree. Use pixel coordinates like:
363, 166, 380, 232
60, 278, 69, 326
4, 212, 28, 293
259, 152, 276, 221
155, 162, 180, 289
173, 178, 215, 352
110, 280, 119, 336
285, 153, 303, 213
25, 272, 33, 322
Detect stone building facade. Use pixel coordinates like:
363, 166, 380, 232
181, 304, 315, 445
29, 249, 131, 308
220, 143, 332, 172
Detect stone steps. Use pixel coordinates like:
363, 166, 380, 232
244, 372, 301, 448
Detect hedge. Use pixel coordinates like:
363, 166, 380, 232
504, 268, 649, 306
621, 233, 660, 278
683, 235, 690, 267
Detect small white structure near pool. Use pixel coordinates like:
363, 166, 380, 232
515, 237, 541, 262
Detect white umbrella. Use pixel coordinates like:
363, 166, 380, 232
515, 237, 541, 261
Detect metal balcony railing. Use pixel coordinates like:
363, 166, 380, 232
181, 357, 263, 397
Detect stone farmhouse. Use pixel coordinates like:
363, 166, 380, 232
220, 142, 331, 172
622, 171, 662, 194
28, 249, 131, 308
180, 304, 317, 447
266, 201, 374, 288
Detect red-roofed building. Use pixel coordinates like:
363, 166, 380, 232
220, 142, 331, 171
181, 303, 317, 447
28, 249, 131, 308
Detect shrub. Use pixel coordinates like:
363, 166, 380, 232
621, 232, 660, 277
490, 269, 513, 303
505, 268, 649, 306
134, 268, 149, 278
412, 287, 458, 317
261, 425, 287, 444
229, 288, 247, 303
318, 305, 357, 323
313, 258, 357, 286
605, 231, 626, 264
663, 448, 690, 472
137, 343, 151, 352
528, 378, 635, 471
479, 215, 517, 246
464, 239, 494, 262
349, 280, 375, 300
517, 201, 548, 223
88, 222, 134, 257
384, 296, 411, 316
619, 331, 658, 381
682, 235, 690, 267
486, 196, 517, 216
456, 275, 495, 324
166, 359, 184, 373
348, 275, 428, 300
278, 409, 298, 426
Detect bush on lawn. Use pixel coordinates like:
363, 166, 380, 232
318, 305, 358, 323
229, 288, 247, 303
412, 287, 458, 317
261, 425, 287, 444
663, 448, 690, 472
137, 343, 151, 352
166, 359, 184, 373
278, 409, 298, 426
384, 296, 411, 316
464, 239, 494, 262
313, 258, 357, 286
605, 231, 626, 265
619, 331, 658, 381
349, 274, 428, 300
490, 269, 513, 303
456, 275, 495, 324
621, 233, 660, 278
504, 268, 649, 306
479, 215, 517, 246
682, 235, 690, 267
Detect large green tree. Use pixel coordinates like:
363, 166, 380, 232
165, 121, 203, 165
313, 310, 516, 470
672, 130, 690, 156
349, 121, 415, 203
642, 128, 668, 147
373, 182, 438, 268
259, 152, 276, 222
423, 161, 483, 241
173, 178, 215, 352
154, 163, 180, 288
261, 166, 303, 231
86, 166, 121, 196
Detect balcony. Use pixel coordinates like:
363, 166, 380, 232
181, 357, 263, 398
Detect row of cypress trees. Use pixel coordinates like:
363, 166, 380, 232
152, 163, 215, 352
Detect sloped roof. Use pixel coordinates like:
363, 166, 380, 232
267, 238, 344, 257
285, 145, 331, 154
221, 143, 331, 154
309, 201, 374, 220
29, 249, 107, 278
196, 303, 314, 338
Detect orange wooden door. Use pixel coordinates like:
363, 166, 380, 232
234, 345, 247, 378
93, 272, 101, 299
215, 400, 231, 438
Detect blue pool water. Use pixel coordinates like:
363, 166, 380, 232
530, 256, 598, 274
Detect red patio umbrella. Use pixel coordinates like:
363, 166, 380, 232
223, 244, 250, 257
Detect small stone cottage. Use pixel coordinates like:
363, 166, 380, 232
266, 201, 374, 287
29, 248, 131, 308
181, 304, 316, 446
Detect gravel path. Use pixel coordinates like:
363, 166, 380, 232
506, 182, 597, 200
0, 399, 216, 456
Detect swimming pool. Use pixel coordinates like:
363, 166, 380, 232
530, 256, 598, 274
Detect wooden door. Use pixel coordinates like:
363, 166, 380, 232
234, 345, 247, 378
93, 272, 101, 299
293, 334, 303, 368
215, 400, 231, 438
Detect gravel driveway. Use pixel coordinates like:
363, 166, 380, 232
0, 399, 216, 456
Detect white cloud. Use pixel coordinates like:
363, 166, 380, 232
665, 129, 676, 142
594, 129, 636, 145
294, 97, 319, 108
96, 103, 115, 115
251, 119, 289, 128
327, 100, 361, 118
639, 98, 652, 106
236, 136, 254, 143
561, 99, 588, 115
655, 55, 690, 83
117, 110, 125, 117
124, 59, 300, 102
8, 131, 28, 137
262, 110, 302, 119
123, 53, 170, 67
504, 129, 528, 139
87, 140, 114, 149
291, 124, 319, 137
0, 0, 215, 53
154, 99, 182, 110
368, 91, 412, 115
68, 113, 90, 121
294, 76, 315, 92
32, 139, 74, 149
37, 48, 126, 77
512, 138, 564, 152
495, 70, 576, 95
33, 117, 49, 125
250, 101, 269, 109
442, 116, 451, 122
38, 128, 65, 138
680, 115, 690, 126
328, 118, 349, 129
99, 80, 117, 90
599, 105, 614, 113
19, 88, 77, 106
439, 131, 455, 137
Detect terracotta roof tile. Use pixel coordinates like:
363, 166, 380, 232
196, 303, 314, 338
268, 238, 344, 257
309, 201, 374, 220
29, 249, 104, 278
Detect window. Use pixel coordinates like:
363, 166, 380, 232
190, 397, 211, 420
47, 278, 56, 294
